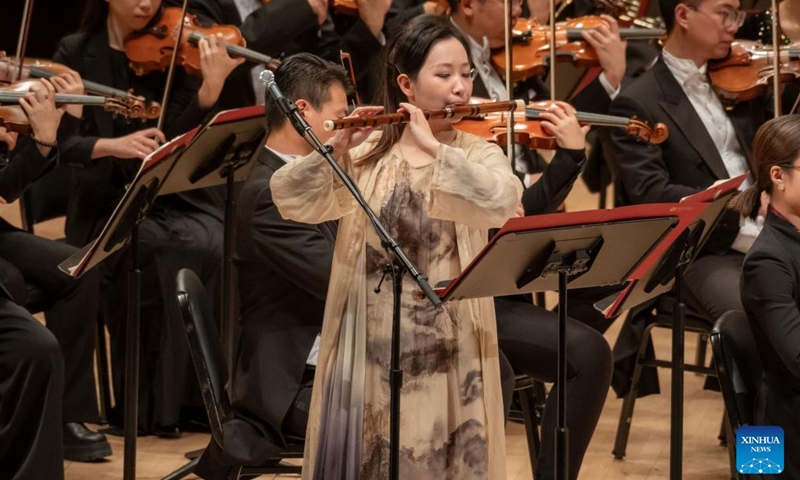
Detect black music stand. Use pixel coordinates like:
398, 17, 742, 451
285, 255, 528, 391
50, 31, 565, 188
59, 129, 196, 480
58, 105, 266, 480
437, 202, 710, 480
594, 173, 748, 480
156, 104, 267, 380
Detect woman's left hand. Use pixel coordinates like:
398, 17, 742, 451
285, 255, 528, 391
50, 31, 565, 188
0, 126, 18, 151
398, 102, 439, 156
197, 34, 245, 108
537, 101, 589, 150
19, 79, 63, 145
50, 70, 85, 118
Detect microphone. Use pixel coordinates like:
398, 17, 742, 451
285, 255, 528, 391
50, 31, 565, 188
259, 70, 305, 136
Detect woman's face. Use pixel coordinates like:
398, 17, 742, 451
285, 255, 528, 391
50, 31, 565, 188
108, 0, 161, 33
776, 157, 800, 217
400, 37, 473, 113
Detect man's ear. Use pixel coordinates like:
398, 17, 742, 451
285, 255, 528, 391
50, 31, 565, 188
674, 3, 692, 30
461, 0, 477, 17
397, 73, 413, 98
295, 99, 309, 116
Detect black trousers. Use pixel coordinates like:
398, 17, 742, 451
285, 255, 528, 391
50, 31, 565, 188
102, 206, 223, 432
0, 297, 64, 480
0, 229, 100, 423
495, 296, 613, 480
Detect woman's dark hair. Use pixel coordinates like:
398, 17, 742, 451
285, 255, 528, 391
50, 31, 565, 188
265, 53, 352, 132
79, 0, 109, 33
358, 14, 473, 165
730, 115, 800, 218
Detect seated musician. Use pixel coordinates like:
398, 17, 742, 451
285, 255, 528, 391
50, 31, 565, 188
606, 0, 772, 396
165, 0, 390, 105
735, 114, 800, 480
54, 0, 242, 437
194, 53, 350, 480
0, 78, 110, 462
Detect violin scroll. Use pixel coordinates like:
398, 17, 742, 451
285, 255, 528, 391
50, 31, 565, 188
625, 118, 669, 144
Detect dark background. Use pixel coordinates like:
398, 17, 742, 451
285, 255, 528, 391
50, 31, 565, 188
2, 1, 84, 59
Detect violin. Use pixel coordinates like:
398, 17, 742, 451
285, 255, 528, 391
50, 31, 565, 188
331, 0, 449, 16
455, 99, 668, 149
708, 40, 800, 102
123, 7, 280, 78
0, 54, 160, 121
492, 16, 665, 82
0, 80, 132, 134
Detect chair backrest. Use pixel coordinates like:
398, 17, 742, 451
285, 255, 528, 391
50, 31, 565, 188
176, 268, 230, 447
711, 310, 763, 431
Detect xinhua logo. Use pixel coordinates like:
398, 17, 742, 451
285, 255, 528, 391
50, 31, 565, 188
736, 426, 785, 475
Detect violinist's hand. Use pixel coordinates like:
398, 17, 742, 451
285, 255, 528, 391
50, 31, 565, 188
308, 0, 328, 26
324, 105, 384, 160
94, 127, 166, 160
0, 127, 18, 152
581, 15, 626, 91
538, 101, 589, 150
19, 79, 63, 156
398, 102, 439, 157
423, 1, 448, 15
197, 34, 245, 109
50, 70, 85, 119
357, 0, 391, 38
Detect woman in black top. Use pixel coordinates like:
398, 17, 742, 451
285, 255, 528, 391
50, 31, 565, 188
733, 114, 800, 478
53, 0, 241, 435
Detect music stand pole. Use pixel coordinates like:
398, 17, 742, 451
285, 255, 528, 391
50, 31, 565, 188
123, 226, 141, 480
670, 265, 685, 480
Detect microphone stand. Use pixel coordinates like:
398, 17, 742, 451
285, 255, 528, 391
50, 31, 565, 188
261, 71, 441, 480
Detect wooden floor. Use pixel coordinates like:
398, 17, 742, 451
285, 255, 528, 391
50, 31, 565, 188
1, 177, 734, 480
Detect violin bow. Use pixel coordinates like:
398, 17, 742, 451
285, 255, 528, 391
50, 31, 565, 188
504, 0, 517, 162
549, 0, 557, 101
771, 0, 782, 116
156, 0, 193, 131
14, 0, 35, 82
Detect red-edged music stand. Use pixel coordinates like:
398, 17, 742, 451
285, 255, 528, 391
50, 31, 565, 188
58, 105, 267, 480
436, 202, 711, 480
593, 173, 748, 480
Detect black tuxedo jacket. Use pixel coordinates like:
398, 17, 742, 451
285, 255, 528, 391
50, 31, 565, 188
166, 0, 384, 107
53, 29, 218, 246
609, 55, 768, 254
227, 147, 336, 462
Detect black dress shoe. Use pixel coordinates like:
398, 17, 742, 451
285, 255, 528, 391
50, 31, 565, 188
63, 423, 112, 462
154, 424, 181, 439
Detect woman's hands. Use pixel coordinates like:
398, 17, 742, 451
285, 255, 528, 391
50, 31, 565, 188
325, 105, 384, 159
537, 101, 588, 150
0, 126, 18, 152
49, 70, 85, 119
197, 34, 245, 108
19, 79, 63, 156
93, 127, 166, 160
398, 102, 439, 157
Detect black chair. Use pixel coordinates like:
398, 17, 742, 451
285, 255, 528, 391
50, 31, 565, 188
164, 268, 302, 480
612, 295, 718, 459
711, 310, 763, 480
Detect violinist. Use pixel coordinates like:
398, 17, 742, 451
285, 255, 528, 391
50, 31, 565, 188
0, 77, 108, 472
53, 0, 241, 436
606, 0, 771, 396
165, 0, 390, 106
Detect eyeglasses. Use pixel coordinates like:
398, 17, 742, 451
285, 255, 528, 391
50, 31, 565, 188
780, 164, 800, 172
687, 5, 747, 29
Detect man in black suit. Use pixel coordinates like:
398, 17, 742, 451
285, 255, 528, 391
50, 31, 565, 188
195, 53, 349, 480
607, 0, 771, 395
0, 80, 109, 462
166, 0, 389, 106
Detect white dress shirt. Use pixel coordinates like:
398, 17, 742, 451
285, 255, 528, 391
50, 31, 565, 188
662, 48, 761, 253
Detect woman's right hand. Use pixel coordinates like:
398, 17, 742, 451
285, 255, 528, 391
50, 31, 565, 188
324, 105, 384, 158
537, 101, 589, 150
95, 127, 166, 160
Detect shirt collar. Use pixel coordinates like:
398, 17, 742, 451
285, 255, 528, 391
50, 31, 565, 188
451, 17, 491, 64
662, 48, 708, 87
266, 146, 298, 164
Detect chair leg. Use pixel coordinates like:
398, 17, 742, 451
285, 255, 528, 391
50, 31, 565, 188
724, 418, 741, 480
161, 457, 200, 480
613, 328, 654, 459
95, 318, 112, 423
695, 333, 709, 370
518, 386, 540, 475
